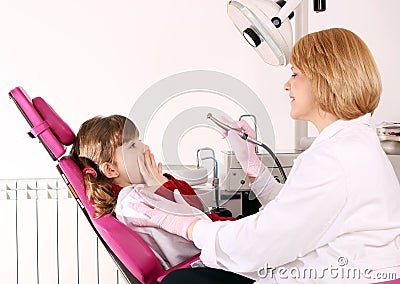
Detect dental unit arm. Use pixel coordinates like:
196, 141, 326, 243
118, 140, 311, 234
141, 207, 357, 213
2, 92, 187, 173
197, 147, 232, 217
207, 113, 287, 183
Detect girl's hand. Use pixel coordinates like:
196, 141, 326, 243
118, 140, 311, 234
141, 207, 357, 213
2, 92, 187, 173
138, 149, 168, 187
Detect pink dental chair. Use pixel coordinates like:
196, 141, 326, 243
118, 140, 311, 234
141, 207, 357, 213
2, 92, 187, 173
9, 86, 200, 284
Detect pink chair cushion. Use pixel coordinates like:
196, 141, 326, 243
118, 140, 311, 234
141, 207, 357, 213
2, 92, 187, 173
156, 253, 201, 283
9, 87, 73, 160
32, 97, 75, 146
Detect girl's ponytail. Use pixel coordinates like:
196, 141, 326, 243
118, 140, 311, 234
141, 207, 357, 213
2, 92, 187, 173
71, 152, 117, 218
84, 172, 116, 218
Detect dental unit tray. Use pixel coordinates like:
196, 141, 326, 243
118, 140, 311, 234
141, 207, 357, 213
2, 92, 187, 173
377, 122, 400, 155
9, 86, 200, 284
377, 122, 400, 141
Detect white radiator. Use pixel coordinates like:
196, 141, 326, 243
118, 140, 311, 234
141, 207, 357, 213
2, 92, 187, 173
0, 178, 129, 284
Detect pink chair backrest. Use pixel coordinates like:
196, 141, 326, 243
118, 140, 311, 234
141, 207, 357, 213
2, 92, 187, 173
9, 87, 165, 284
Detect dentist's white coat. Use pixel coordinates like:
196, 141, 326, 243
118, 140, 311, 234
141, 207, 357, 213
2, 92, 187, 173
193, 114, 400, 283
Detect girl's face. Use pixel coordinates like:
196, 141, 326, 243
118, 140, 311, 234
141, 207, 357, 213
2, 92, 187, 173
113, 136, 147, 187
284, 66, 319, 122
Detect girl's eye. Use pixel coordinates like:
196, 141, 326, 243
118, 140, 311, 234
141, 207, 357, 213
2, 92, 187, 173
291, 73, 298, 77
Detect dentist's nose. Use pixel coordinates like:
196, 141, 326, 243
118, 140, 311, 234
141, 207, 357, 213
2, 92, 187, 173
284, 79, 290, 91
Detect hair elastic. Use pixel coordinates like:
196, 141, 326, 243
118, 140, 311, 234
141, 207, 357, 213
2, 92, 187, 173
83, 166, 98, 179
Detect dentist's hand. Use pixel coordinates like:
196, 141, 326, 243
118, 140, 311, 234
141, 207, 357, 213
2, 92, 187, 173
221, 118, 264, 178
128, 190, 206, 240
138, 149, 168, 187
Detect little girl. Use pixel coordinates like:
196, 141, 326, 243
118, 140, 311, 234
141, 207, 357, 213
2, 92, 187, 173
70, 114, 233, 268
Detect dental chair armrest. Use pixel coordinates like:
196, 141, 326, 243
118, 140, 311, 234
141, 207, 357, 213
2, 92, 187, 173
156, 253, 201, 283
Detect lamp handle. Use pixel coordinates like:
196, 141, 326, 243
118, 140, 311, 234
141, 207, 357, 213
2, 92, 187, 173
272, 0, 303, 27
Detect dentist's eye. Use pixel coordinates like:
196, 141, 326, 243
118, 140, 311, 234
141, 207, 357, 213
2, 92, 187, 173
129, 142, 136, 148
290, 67, 299, 78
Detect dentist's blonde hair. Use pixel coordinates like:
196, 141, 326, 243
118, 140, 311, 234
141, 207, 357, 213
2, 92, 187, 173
290, 28, 382, 120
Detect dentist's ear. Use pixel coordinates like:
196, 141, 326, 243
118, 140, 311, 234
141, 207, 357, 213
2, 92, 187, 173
99, 162, 120, 179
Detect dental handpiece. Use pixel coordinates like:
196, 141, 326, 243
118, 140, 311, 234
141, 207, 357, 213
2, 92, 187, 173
206, 112, 287, 182
206, 113, 263, 146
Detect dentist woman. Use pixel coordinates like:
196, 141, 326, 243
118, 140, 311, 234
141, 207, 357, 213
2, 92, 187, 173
131, 28, 400, 283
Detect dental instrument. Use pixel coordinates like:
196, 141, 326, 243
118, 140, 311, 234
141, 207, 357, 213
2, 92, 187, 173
207, 113, 287, 182
239, 114, 259, 153
197, 147, 232, 217
201, 156, 220, 208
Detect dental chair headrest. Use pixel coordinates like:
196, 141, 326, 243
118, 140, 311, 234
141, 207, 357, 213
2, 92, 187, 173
9, 87, 75, 160
32, 97, 75, 145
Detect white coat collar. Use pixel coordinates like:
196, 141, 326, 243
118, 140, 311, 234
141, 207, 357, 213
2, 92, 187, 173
310, 113, 372, 147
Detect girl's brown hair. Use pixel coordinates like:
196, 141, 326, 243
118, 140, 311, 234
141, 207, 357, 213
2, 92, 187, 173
70, 115, 138, 218
290, 28, 382, 120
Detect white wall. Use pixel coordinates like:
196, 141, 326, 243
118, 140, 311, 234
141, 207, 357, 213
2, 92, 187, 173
1, 0, 399, 179
307, 0, 400, 137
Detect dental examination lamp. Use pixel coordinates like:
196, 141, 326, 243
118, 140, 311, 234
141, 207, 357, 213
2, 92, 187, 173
207, 113, 287, 182
227, 0, 302, 66
227, 0, 325, 66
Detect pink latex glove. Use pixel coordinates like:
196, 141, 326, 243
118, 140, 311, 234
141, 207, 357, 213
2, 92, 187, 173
128, 190, 206, 240
221, 118, 264, 178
